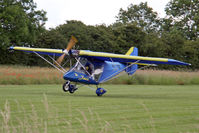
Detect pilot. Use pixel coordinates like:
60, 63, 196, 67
85, 62, 94, 77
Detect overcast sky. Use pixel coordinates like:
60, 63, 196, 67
34, 0, 170, 29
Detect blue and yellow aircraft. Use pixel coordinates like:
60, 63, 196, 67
9, 36, 191, 96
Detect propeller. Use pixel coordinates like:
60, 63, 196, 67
56, 36, 78, 65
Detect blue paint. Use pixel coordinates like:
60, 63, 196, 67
125, 64, 138, 75
125, 47, 138, 75
98, 61, 126, 83
96, 88, 106, 96
129, 47, 138, 56
63, 71, 98, 85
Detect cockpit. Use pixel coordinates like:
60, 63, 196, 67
71, 57, 104, 81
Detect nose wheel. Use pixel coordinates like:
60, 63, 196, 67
63, 81, 78, 94
96, 87, 107, 96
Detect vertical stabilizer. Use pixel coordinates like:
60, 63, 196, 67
125, 47, 138, 56
125, 47, 138, 75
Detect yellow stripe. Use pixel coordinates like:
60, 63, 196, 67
79, 50, 168, 62
13, 47, 63, 54
125, 47, 134, 55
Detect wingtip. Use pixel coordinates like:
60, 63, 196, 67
168, 59, 191, 66
8, 46, 14, 50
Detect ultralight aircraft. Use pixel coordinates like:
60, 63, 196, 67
9, 36, 191, 96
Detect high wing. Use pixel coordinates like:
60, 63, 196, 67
79, 50, 191, 66
9, 46, 191, 66
9, 46, 64, 56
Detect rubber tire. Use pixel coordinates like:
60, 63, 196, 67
69, 89, 75, 93
63, 82, 70, 92
97, 94, 102, 96
69, 84, 77, 94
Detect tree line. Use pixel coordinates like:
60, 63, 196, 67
0, 0, 198, 69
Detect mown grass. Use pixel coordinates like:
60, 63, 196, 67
0, 85, 199, 133
0, 65, 199, 85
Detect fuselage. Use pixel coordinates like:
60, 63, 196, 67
63, 70, 98, 85
63, 59, 130, 85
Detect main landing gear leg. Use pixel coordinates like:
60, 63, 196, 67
96, 87, 107, 96
63, 81, 78, 94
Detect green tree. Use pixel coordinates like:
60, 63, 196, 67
0, 0, 47, 47
88, 25, 117, 53
116, 2, 160, 33
161, 28, 185, 60
112, 24, 146, 54
0, 0, 47, 65
165, 0, 199, 40
182, 39, 199, 69
143, 33, 167, 57
36, 29, 67, 49
52, 20, 118, 53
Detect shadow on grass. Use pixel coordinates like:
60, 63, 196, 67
21, 89, 186, 100
59, 93, 186, 100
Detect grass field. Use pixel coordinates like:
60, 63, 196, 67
0, 85, 199, 133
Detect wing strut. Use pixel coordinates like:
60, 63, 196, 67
33, 51, 66, 74
47, 55, 68, 73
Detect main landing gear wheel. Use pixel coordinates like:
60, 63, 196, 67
96, 88, 107, 96
63, 81, 70, 92
63, 81, 78, 94
68, 84, 78, 93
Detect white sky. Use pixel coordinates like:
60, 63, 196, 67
34, 0, 170, 29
